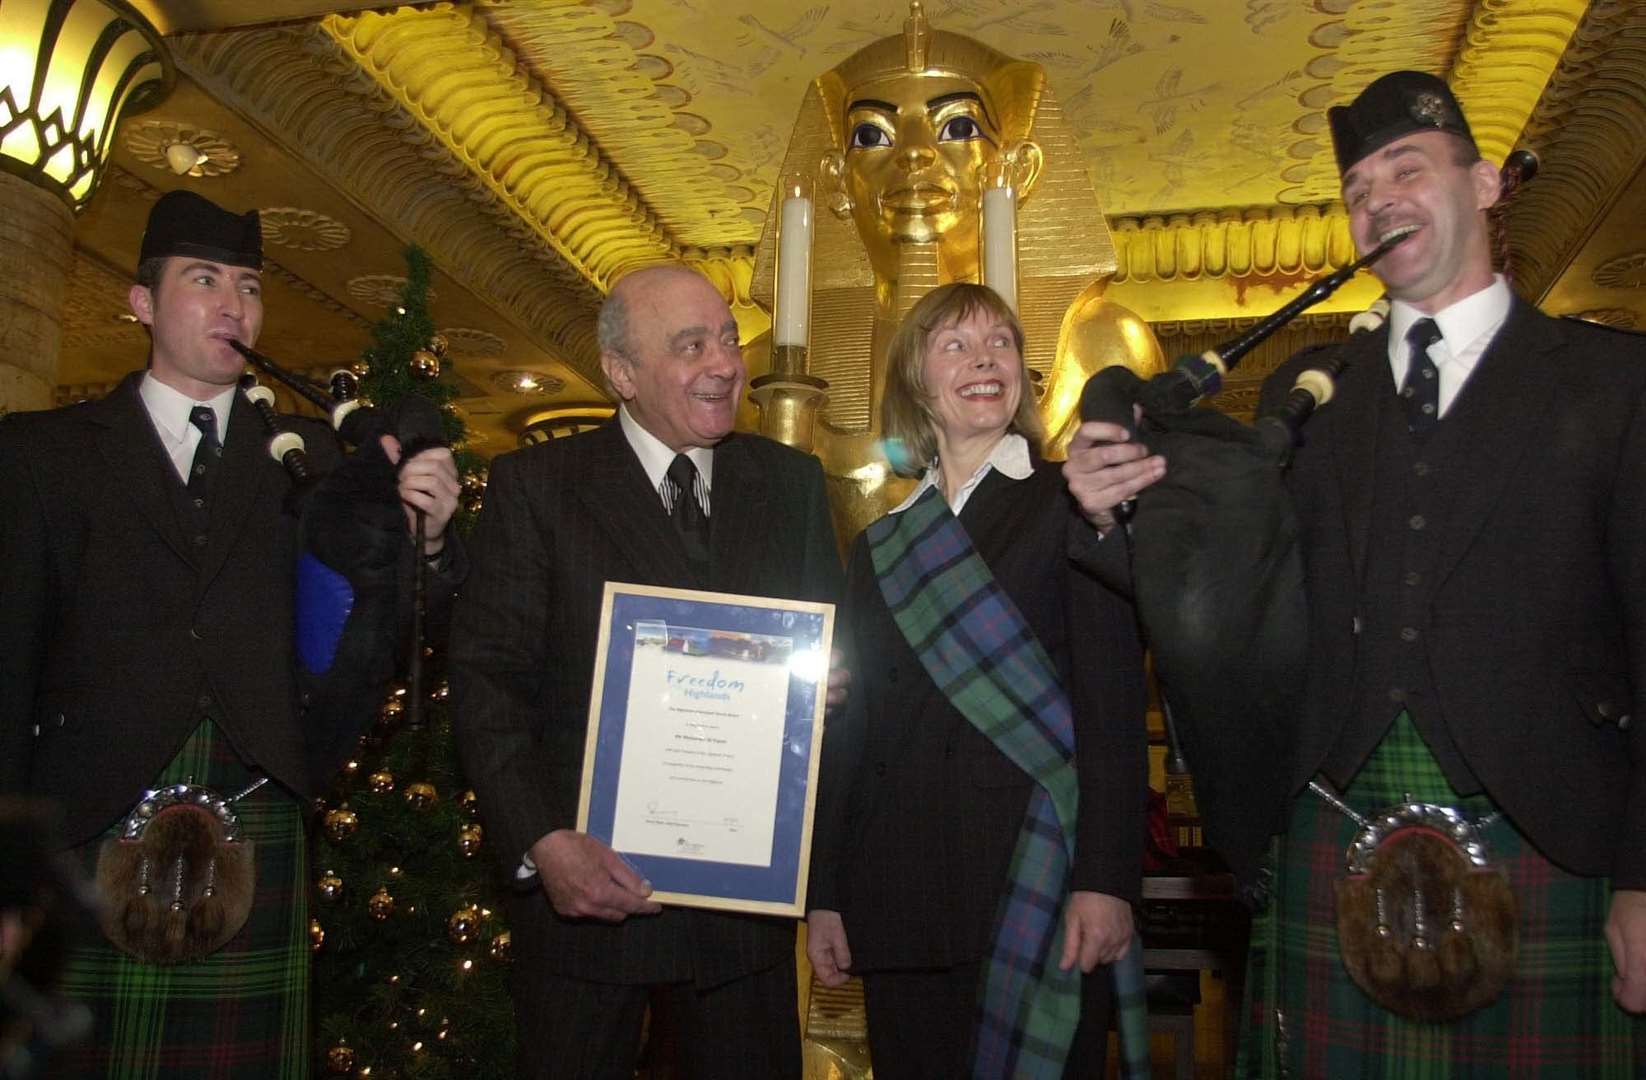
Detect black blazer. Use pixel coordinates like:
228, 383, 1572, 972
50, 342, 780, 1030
1257, 300, 1646, 884
0, 373, 343, 845
449, 421, 843, 988
808, 461, 1148, 971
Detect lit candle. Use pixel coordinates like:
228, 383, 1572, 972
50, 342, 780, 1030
773, 176, 814, 348
981, 181, 1018, 314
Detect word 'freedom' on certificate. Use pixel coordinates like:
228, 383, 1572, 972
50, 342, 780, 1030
610, 626, 793, 867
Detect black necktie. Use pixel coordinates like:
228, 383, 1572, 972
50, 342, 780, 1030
188, 405, 222, 499
1399, 318, 1443, 437
666, 453, 710, 574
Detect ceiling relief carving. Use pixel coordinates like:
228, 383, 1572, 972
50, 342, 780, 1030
123, 120, 243, 179
438, 328, 508, 357
169, 23, 610, 385
1505, 0, 1646, 304
261, 207, 351, 252
347, 274, 437, 309
1593, 253, 1646, 291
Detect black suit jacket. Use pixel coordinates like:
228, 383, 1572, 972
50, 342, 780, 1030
449, 421, 843, 988
0, 373, 345, 845
808, 462, 1148, 971
1258, 300, 1646, 884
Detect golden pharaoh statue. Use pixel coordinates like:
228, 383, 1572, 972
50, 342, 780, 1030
751, 2, 1165, 541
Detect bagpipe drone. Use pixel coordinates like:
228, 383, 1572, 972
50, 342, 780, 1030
231, 341, 449, 788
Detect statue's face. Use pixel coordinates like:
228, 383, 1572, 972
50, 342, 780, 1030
839, 73, 999, 260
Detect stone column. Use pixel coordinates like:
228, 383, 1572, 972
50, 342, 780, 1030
0, 171, 74, 414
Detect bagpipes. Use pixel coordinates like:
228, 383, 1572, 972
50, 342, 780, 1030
231, 340, 449, 787
1076, 152, 1537, 885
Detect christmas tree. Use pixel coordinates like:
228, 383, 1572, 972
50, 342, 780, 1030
310, 247, 510, 1078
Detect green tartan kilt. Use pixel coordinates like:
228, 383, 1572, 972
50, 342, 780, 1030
1238, 713, 1639, 1079
53, 719, 311, 1080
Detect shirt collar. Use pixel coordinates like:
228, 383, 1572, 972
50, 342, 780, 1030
618, 405, 715, 493
1387, 275, 1512, 368
890, 432, 1033, 515
138, 372, 237, 443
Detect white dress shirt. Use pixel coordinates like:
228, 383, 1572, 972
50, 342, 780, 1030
1385, 275, 1512, 419
138, 374, 238, 484
618, 405, 714, 515
891, 432, 1034, 516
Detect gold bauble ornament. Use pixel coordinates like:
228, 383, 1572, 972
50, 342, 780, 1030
488, 930, 512, 961
429, 680, 449, 703
403, 781, 438, 811
427, 333, 449, 358
350, 359, 369, 378
323, 807, 360, 843
367, 771, 395, 795
375, 697, 404, 735
326, 1043, 356, 1073
310, 918, 326, 951
447, 905, 480, 945
457, 823, 483, 858
410, 350, 440, 379
367, 886, 396, 921
457, 789, 479, 819
317, 873, 344, 903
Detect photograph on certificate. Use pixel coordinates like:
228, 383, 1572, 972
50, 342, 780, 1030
577, 583, 834, 916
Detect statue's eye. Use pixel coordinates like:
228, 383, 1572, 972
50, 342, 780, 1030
850, 122, 891, 149
938, 115, 982, 141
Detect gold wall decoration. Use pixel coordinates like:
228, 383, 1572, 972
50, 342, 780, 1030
1109, 203, 1357, 283
1569, 308, 1639, 328
260, 206, 350, 251
123, 119, 240, 178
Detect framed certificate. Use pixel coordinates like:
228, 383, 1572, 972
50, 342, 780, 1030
576, 581, 835, 916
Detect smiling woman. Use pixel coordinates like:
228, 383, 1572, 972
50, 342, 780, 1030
807, 279, 1150, 1080
880, 282, 1040, 492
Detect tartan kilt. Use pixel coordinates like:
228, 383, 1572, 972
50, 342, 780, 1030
1238, 712, 1639, 1078
53, 718, 311, 1079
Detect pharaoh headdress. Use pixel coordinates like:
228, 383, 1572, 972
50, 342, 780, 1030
751, 3, 1120, 431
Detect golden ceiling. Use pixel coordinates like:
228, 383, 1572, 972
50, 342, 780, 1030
49, 0, 1646, 452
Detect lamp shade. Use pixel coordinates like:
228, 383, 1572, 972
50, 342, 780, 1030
0, 0, 172, 209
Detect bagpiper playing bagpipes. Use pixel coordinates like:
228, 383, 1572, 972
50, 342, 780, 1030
0, 190, 462, 1075
1065, 69, 1646, 1072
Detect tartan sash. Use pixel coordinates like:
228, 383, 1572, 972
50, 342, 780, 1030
867, 487, 1148, 1079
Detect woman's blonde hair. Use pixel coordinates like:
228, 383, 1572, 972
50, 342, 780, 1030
880, 283, 1044, 476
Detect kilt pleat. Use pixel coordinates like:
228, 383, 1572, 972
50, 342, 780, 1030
54, 719, 310, 1079
1238, 713, 1639, 1078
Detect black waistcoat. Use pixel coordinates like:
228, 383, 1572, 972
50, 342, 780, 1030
1321, 385, 1480, 793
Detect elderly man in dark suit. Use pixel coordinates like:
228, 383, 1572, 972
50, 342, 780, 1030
0, 190, 461, 1076
1065, 72, 1646, 1074
451, 263, 843, 1080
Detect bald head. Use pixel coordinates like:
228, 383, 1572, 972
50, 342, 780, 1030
599, 264, 720, 365
597, 263, 745, 451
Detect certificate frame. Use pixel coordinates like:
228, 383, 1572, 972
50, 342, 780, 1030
576, 581, 835, 916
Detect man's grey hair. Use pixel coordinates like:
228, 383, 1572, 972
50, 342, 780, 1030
596, 288, 634, 365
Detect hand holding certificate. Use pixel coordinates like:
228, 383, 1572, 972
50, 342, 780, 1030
577, 582, 835, 916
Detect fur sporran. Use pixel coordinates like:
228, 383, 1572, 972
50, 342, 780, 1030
94, 783, 256, 964
1333, 803, 1517, 1022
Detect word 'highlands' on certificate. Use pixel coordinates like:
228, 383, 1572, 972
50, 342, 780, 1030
610, 623, 794, 867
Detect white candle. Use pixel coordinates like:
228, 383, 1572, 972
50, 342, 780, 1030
981, 184, 1018, 314
774, 193, 814, 347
